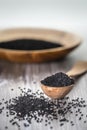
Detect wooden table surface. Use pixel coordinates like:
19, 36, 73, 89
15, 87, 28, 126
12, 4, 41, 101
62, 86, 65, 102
0, 40, 87, 130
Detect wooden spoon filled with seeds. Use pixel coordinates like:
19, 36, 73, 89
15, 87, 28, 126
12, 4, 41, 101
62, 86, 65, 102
41, 61, 87, 99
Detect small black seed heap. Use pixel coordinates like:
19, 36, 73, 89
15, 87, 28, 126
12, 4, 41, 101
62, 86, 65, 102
41, 72, 74, 87
0, 39, 62, 50
0, 87, 87, 129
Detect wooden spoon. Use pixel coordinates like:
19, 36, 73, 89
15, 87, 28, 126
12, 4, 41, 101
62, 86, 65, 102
41, 61, 87, 99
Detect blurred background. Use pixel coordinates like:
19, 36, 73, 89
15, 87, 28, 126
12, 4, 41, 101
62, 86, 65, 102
0, 0, 87, 60
0, 1, 87, 130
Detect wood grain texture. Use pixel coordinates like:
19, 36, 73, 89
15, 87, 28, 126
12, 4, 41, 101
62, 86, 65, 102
67, 61, 87, 77
41, 84, 73, 99
0, 28, 81, 63
0, 57, 87, 130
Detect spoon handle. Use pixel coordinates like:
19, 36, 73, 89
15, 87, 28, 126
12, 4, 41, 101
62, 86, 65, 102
67, 61, 87, 77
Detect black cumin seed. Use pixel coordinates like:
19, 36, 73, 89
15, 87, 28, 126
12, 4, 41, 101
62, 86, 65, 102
75, 114, 78, 116
11, 89, 14, 91
5, 126, 8, 129
33, 81, 36, 84
6, 114, 9, 117
41, 72, 74, 87
60, 118, 67, 122
60, 123, 64, 126
81, 114, 83, 116
12, 122, 16, 125
50, 126, 53, 129
9, 119, 14, 123
48, 122, 51, 124
58, 109, 64, 114
24, 123, 29, 127
84, 121, 86, 123
4, 101, 8, 104
70, 121, 73, 123
0, 39, 62, 50
12, 121, 20, 127
10, 111, 15, 115
0, 110, 2, 114
78, 109, 80, 111
83, 105, 86, 107
0, 88, 87, 129
2, 107, 4, 110
79, 117, 81, 120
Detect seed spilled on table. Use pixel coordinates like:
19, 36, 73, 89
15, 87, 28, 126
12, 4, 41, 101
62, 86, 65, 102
0, 87, 87, 130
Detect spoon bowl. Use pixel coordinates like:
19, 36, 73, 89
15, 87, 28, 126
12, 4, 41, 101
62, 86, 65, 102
41, 84, 73, 99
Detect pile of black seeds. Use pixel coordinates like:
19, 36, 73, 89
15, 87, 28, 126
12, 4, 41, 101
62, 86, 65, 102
0, 39, 62, 50
0, 87, 87, 130
41, 72, 74, 87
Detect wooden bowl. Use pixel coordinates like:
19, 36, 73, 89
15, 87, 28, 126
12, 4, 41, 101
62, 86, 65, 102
0, 28, 82, 63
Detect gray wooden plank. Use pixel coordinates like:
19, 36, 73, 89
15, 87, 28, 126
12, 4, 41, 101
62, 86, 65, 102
0, 57, 87, 130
